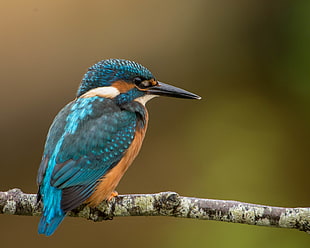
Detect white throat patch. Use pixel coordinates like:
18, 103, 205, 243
134, 95, 158, 106
81, 86, 120, 98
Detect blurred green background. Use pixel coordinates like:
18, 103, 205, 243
0, 0, 309, 247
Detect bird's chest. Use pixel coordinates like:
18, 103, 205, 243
86, 103, 149, 206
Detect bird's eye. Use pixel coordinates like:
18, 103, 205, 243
133, 77, 151, 89
133, 77, 143, 85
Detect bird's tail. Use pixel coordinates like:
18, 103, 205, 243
38, 186, 65, 236
38, 214, 65, 236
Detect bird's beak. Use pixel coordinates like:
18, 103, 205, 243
147, 81, 201, 100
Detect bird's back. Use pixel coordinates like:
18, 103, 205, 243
37, 96, 148, 235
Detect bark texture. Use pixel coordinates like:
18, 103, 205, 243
1, 188, 309, 234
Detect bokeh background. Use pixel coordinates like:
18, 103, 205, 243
0, 0, 309, 247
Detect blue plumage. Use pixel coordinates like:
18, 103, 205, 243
38, 212, 64, 236
37, 97, 139, 235
37, 59, 200, 236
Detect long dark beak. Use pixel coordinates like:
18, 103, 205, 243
147, 81, 201, 100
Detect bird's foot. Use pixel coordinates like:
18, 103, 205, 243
107, 191, 118, 201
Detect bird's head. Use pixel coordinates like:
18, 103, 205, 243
77, 59, 201, 105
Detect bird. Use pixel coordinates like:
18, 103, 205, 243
37, 58, 201, 236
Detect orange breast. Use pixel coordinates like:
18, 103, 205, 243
86, 112, 148, 207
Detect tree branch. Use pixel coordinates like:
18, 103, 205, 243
1, 188, 309, 234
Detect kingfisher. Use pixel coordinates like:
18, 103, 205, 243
37, 58, 200, 236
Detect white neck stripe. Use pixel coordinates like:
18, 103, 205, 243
134, 95, 158, 106
81, 86, 120, 98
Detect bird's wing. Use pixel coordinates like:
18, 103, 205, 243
37, 97, 138, 211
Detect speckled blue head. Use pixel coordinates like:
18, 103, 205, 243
77, 59, 154, 97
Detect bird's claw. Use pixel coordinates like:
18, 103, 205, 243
107, 191, 118, 201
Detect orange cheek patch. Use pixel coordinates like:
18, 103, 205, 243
149, 79, 158, 86
112, 80, 135, 93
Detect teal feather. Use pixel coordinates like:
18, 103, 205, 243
37, 95, 146, 235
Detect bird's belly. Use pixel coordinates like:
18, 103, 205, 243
85, 127, 146, 206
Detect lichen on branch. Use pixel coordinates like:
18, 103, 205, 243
0, 188, 309, 234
